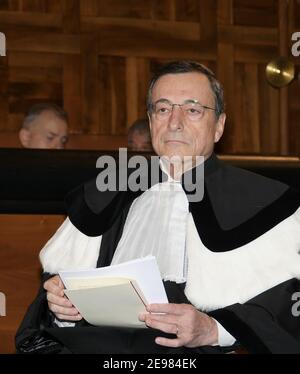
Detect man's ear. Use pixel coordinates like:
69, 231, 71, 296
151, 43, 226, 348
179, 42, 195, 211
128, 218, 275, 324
19, 128, 30, 148
214, 113, 226, 143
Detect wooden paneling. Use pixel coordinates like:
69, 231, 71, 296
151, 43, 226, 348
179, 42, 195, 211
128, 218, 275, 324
233, 0, 278, 28
288, 77, 300, 154
0, 214, 65, 353
234, 63, 260, 153
0, 0, 299, 152
217, 0, 235, 153
0, 55, 9, 131
296, 1, 300, 28
258, 64, 280, 154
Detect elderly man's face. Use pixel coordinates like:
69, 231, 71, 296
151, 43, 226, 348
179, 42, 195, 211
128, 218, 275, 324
20, 110, 68, 149
149, 72, 225, 160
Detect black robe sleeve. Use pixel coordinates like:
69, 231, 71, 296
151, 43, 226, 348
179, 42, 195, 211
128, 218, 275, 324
209, 278, 300, 353
15, 273, 68, 354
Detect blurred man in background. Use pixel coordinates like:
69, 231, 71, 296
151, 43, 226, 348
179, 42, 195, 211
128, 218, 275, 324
128, 118, 153, 152
19, 103, 69, 149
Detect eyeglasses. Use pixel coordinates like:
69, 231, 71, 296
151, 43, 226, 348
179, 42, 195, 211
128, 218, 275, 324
150, 99, 216, 121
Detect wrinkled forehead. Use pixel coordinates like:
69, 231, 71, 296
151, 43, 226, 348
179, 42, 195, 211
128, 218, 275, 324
151, 72, 215, 106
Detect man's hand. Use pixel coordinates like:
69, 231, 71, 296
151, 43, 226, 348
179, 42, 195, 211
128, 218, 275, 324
139, 303, 218, 348
44, 275, 82, 321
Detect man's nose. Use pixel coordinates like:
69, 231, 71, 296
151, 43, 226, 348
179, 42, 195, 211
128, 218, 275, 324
167, 105, 184, 131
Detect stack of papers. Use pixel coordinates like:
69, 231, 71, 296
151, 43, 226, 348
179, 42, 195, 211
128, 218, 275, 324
59, 256, 168, 328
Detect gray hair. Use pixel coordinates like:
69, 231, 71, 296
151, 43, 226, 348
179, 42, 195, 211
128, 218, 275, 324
22, 103, 68, 129
147, 60, 224, 119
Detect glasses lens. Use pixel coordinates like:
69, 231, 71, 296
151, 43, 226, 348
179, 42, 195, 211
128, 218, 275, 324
183, 103, 205, 120
153, 101, 207, 120
154, 102, 172, 117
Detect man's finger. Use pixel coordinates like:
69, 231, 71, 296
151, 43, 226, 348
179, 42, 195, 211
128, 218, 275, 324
138, 312, 150, 322
55, 313, 83, 322
145, 318, 178, 336
58, 277, 64, 289
48, 302, 80, 317
44, 278, 64, 297
47, 292, 73, 308
155, 336, 182, 348
145, 313, 177, 326
147, 303, 185, 315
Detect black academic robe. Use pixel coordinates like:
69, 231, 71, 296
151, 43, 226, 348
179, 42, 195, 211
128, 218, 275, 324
15, 154, 300, 354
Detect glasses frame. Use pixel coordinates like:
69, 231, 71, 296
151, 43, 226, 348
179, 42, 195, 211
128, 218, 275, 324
150, 99, 216, 121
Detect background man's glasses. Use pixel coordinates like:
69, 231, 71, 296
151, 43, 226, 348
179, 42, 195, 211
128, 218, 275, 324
151, 99, 216, 121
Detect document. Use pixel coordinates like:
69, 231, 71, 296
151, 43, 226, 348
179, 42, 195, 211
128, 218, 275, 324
59, 256, 168, 328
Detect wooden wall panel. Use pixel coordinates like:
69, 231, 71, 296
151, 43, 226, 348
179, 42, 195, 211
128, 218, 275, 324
296, 1, 300, 28
0, 214, 65, 353
233, 0, 278, 27
217, 0, 235, 153
63, 54, 82, 132
288, 0, 300, 157
81, 35, 99, 134
0, 56, 9, 131
199, 0, 217, 41
136, 57, 151, 121
126, 57, 139, 127
288, 78, 300, 154
0, 0, 299, 153
98, 56, 126, 135
234, 63, 260, 153
258, 64, 280, 154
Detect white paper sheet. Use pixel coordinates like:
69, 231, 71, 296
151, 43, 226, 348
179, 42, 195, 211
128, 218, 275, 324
59, 256, 168, 304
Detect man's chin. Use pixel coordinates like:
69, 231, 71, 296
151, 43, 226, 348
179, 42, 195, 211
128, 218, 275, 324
161, 149, 199, 161
160, 153, 185, 163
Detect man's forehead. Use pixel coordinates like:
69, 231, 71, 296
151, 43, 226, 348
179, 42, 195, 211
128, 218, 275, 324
32, 111, 68, 133
152, 72, 213, 100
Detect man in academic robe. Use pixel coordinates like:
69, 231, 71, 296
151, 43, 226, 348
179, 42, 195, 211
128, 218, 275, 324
15, 61, 300, 354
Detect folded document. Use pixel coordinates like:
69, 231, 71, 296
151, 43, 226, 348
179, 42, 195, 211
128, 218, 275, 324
59, 256, 168, 328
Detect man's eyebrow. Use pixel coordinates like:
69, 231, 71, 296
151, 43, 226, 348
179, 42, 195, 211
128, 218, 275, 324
154, 98, 200, 104
154, 98, 171, 104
